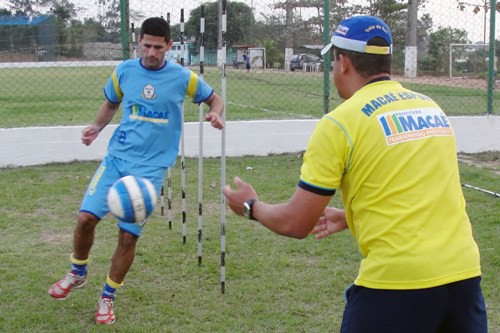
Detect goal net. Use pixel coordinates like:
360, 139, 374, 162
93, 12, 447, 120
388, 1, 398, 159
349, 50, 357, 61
449, 43, 489, 79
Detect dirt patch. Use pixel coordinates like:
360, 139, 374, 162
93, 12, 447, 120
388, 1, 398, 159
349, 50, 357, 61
396, 75, 493, 89
40, 230, 72, 244
458, 151, 500, 175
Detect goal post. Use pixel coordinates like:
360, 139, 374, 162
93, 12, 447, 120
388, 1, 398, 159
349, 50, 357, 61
449, 43, 489, 79
248, 47, 266, 69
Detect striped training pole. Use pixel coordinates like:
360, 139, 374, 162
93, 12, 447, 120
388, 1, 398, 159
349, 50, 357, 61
166, 12, 173, 230
131, 23, 137, 58
180, 8, 187, 244
220, 0, 228, 294
197, 5, 206, 266
167, 168, 173, 229
160, 185, 164, 216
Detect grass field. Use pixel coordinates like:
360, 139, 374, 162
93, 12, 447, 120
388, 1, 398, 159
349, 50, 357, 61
0, 153, 498, 332
0, 66, 498, 128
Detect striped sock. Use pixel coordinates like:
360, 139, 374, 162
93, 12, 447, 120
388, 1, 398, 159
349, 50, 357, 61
70, 254, 90, 277
101, 275, 123, 300
71, 263, 87, 277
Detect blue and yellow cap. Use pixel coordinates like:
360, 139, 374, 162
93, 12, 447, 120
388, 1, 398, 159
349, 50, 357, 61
321, 15, 393, 56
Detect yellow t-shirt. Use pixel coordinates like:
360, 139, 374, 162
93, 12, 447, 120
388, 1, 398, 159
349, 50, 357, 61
300, 79, 481, 289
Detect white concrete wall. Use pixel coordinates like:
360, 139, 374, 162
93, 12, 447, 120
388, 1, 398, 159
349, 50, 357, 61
1, 117, 499, 168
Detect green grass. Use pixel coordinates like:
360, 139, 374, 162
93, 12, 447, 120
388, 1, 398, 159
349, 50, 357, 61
1, 66, 498, 128
0, 153, 498, 332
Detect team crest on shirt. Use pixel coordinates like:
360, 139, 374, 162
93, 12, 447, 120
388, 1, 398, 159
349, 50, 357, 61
142, 84, 157, 100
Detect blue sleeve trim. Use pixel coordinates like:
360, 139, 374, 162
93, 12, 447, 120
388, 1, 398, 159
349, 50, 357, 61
297, 180, 336, 196
103, 88, 121, 105
194, 89, 214, 105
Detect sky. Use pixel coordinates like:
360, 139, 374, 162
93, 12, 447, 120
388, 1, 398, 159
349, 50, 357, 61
423, 0, 498, 43
0, 0, 497, 44
126, 0, 498, 44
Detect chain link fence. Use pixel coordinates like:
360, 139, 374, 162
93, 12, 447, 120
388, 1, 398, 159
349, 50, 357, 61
0, 0, 498, 128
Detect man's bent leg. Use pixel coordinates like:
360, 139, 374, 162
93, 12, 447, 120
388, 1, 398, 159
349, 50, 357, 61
49, 212, 99, 300
95, 229, 138, 325
109, 229, 138, 283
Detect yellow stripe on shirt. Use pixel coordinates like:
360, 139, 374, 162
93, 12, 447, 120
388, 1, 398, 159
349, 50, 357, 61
186, 71, 198, 98
112, 70, 123, 100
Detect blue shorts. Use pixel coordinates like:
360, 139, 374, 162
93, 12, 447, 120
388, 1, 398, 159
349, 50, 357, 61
341, 277, 487, 333
80, 154, 167, 237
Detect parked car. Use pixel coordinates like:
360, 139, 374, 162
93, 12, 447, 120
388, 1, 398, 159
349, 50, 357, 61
289, 53, 322, 71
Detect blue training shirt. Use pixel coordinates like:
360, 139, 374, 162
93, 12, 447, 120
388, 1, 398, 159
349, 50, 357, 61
103, 58, 214, 167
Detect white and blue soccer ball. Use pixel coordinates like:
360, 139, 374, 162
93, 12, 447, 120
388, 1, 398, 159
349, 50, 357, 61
107, 175, 157, 223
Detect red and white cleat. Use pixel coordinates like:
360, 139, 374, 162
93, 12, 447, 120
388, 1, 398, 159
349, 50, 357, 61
48, 272, 87, 300
95, 297, 116, 325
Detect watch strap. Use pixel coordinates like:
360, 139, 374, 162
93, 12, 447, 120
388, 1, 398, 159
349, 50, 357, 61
244, 199, 257, 221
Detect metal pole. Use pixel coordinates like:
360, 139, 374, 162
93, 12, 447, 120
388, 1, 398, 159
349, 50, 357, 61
323, 0, 330, 115
486, 0, 496, 114
463, 183, 500, 197
483, 0, 487, 43
131, 22, 137, 58
220, 0, 228, 295
180, 8, 187, 244
165, 12, 173, 231
198, 5, 206, 266
167, 168, 173, 230
119, 0, 130, 60
160, 185, 164, 216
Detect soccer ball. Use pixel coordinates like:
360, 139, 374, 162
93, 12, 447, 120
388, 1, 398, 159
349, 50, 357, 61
107, 175, 157, 223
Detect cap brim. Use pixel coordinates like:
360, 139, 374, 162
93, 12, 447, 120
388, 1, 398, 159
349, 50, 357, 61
320, 42, 333, 56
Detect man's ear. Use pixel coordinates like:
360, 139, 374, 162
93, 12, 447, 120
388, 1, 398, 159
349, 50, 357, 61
339, 54, 349, 74
166, 39, 173, 50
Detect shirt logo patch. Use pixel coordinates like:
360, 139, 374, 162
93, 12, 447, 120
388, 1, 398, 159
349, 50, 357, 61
377, 108, 452, 145
142, 84, 157, 100
130, 104, 168, 124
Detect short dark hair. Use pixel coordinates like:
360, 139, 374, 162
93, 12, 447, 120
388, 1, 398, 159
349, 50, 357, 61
333, 37, 392, 77
140, 17, 171, 42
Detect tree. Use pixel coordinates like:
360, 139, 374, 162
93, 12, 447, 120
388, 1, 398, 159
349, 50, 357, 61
94, 0, 121, 42
260, 37, 282, 68
49, 0, 76, 56
185, 2, 255, 48
6, 0, 38, 16
252, 5, 324, 52
65, 18, 107, 57
416, 13, 433, 58
425, 27, 469, 74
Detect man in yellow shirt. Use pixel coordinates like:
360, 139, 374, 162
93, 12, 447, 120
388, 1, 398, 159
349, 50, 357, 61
223, 15, 487, 332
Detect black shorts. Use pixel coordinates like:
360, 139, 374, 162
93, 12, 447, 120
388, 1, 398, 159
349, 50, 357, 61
246, 62, 250, 70
341, 277, 487, 333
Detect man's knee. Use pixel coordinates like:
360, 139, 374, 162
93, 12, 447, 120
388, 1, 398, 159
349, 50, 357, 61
76, 212, 100, 231
118, 229, 139, 247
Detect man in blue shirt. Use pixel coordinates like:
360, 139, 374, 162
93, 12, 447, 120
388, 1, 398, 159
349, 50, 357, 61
243, 51, 251, 72
48, 17, 224, 325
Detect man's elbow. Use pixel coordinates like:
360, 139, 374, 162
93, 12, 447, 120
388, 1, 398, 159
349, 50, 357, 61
280, 223, 311, 239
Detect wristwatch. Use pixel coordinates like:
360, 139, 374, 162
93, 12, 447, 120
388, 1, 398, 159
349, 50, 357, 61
243, 199, 257, 221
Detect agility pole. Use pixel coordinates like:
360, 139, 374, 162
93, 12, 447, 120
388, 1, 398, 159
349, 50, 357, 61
197, 5, 206, 266
463, 183, 500, 198
131, 23, 137, 58
220, 0, 228, 295
179, 8, 188, 244
166, 12, 173, 230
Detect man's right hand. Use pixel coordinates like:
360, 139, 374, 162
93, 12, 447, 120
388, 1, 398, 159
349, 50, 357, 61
81, 125, 99, 146
310, 207, 348, 239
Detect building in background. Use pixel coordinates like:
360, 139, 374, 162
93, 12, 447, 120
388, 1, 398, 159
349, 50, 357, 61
0, 15, 56, 62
